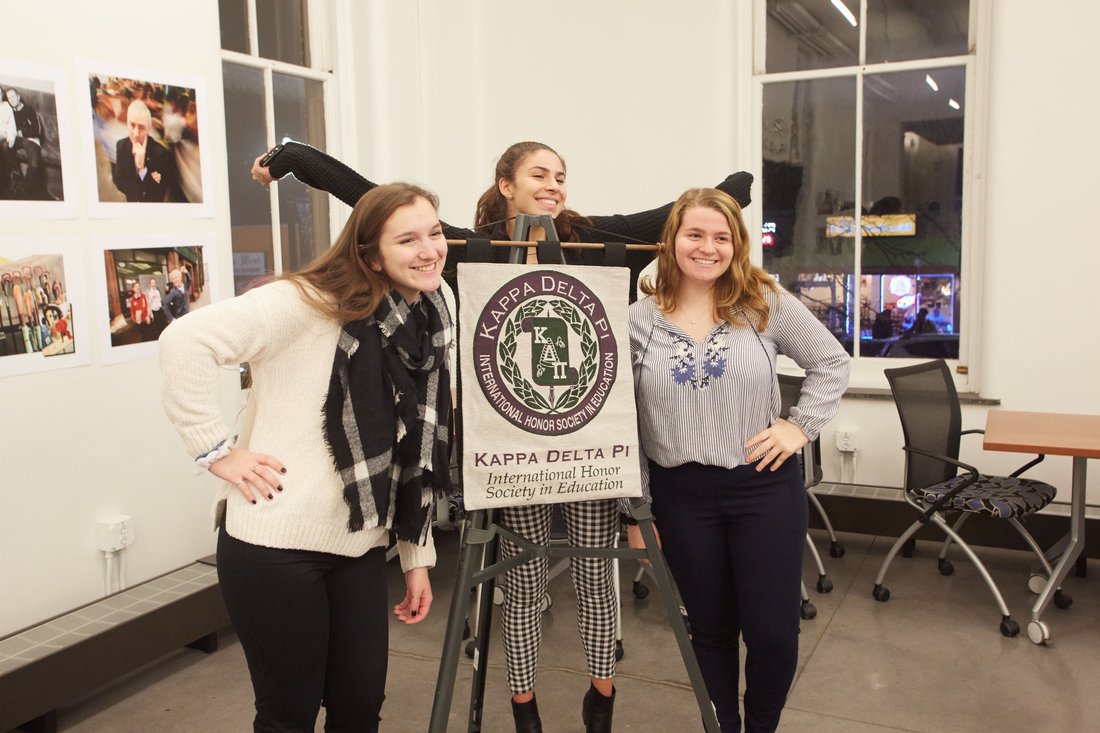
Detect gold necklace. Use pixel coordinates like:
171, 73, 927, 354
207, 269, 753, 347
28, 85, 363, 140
682, 305, 714, 325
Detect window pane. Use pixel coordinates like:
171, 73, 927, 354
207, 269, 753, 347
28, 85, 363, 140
219, 0, 250, 54
862, 67, 965, 359
258, 0, 310, 66
273, 73, 328, 273
762, 77, 857, 354
866, 0, 969, 65
766, 0, 859, 73
222, 62, 274, 296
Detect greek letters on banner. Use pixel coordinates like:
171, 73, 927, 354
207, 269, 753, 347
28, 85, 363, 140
458, 263, 642, 510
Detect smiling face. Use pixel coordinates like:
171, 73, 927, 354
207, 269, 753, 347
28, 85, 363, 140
498, 149, 567, 220
5, 88, 20, 108
374, 196, 447, 303
673, 206, 735, 290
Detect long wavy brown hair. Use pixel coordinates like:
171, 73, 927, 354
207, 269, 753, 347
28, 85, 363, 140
282, 182, 441, 323
473, 141, 591, 241
641, 187, 778, 330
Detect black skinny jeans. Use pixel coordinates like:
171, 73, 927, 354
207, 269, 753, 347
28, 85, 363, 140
217, 529, 389, 733
650, 459, 806, 733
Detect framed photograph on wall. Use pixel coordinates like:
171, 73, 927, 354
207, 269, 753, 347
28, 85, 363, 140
93, 235, 218, 364
78, 61, 212, 219
0, 61, 78, 219
0, 238, 89, 377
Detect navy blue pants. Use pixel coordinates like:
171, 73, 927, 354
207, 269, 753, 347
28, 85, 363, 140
217, 529, 389, 733
649, 459, 806, 733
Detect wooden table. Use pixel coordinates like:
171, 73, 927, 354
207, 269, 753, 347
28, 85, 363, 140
984, 409, 1100, 644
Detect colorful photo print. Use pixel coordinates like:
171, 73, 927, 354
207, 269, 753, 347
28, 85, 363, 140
0, 239, 88, 377
94, 237, 216, 364
0, 62, 77, 218
80, 62, 211, 218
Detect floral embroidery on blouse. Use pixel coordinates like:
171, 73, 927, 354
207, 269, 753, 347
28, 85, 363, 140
668, 326, 729, 389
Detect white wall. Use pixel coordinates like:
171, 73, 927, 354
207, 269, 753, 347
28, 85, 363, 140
359, 0, 742, 228
1, 1, 237, 636
3, 0, 1098, 636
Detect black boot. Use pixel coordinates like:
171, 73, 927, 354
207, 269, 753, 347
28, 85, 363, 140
511, 695, 542, 733
582, 682, 616, 732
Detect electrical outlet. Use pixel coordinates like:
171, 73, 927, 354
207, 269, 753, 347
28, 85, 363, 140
96, 515, 134, 551
835, 430, 860, 453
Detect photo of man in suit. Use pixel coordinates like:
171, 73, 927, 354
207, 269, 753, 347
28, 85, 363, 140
112, 99, 174, 202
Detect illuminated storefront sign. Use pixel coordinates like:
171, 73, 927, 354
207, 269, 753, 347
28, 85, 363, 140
825, 213, 917, 238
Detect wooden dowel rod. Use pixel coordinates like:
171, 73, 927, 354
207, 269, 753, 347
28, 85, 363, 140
445, 239, 657, 251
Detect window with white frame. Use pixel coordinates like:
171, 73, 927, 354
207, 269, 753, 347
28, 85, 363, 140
756, 0, 979, 371
219, 0, 333, 295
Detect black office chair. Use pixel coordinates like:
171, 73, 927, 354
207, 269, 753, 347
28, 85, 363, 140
777, 374, 846, 560
874, 359, 1068, 637
776, 373, 843, 620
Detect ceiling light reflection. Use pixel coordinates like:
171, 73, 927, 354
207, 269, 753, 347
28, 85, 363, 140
831, 0, 858, 27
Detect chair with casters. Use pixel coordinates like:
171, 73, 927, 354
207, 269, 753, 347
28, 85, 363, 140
776, 373, 840, 619
874, 359, 1068, 637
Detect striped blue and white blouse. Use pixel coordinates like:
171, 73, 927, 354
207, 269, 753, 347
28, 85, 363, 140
629, 289, 850, 495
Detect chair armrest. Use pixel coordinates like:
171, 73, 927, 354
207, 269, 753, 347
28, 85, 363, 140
901, 446, 981, 521
1008, 453, 1046, 478
963, 428, 1045, 477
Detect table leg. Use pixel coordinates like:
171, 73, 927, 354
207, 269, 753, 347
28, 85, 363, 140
1028, 457, 1087, 644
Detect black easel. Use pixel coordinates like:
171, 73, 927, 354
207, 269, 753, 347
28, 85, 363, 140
428, 220, 721, 732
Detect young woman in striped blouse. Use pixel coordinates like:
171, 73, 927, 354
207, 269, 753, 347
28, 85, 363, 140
626, 188, 849, 733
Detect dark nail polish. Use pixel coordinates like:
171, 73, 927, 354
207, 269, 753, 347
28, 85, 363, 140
251, 499, 257, 505
280, 467, 287, 474
276, 486, 283, 492
267, 493, 274, 500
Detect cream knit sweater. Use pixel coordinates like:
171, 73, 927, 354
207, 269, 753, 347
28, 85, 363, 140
160, 279, 455, 572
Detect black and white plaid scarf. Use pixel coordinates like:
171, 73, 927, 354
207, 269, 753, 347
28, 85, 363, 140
323, 289, 453, 544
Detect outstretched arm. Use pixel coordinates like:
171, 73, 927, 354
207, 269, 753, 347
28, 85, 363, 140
578, 171, 754, 299
251, 140, 476, 240
253, 140, 375, 208
582, 171, 753, 244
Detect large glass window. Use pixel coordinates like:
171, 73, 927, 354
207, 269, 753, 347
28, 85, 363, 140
762, 77, 857, 351
272, 73, 328, 275
219, 0, 331, 295
758, 0, 975, 364
258, 0, 310, 66
765, 0, 859, 72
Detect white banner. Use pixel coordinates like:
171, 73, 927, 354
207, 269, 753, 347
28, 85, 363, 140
458, 263, 642, 510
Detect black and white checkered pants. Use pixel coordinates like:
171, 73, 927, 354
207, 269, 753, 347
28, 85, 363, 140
499, 499, 619, 694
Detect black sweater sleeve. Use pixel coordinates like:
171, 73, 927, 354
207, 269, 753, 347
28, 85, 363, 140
578, 171, 754, 245
573, 171, 753, 299
267, 141, 374, 209
267, 141, 475, 241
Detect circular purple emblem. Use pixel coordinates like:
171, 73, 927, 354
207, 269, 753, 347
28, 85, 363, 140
472, 270, 618, 435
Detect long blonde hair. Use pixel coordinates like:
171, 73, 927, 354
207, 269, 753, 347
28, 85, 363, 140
281, 183, 441, 323
641, 187, 778, 330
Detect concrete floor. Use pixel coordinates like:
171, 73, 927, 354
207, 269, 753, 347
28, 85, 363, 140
42, 526, 1100, 732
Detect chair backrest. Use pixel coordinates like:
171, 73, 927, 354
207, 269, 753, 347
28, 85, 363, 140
883, 359, 962, 490
776, 373, 823, 488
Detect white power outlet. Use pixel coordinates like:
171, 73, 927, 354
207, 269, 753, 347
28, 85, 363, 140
96, 515, 134, 551
835, 430, 860, 453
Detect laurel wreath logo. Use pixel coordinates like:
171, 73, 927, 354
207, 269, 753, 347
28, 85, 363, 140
497, 297, 599, 414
